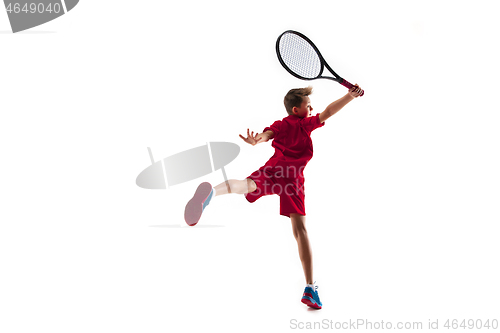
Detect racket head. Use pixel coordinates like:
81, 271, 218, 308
276, 30, 325, 81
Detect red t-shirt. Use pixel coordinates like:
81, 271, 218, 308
261, 113, 325, 178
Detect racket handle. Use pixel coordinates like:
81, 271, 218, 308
340, 79, 364, 97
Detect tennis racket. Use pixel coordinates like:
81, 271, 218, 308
276, 30, 364, 96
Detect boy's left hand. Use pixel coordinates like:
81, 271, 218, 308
348, 84, 363, 98
239, 129, 262, 146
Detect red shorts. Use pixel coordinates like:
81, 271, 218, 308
244, 166, 306, 217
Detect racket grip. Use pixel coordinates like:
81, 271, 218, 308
340, 79, 364, 97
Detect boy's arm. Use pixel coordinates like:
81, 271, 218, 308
255, 130, 274, 144
319, 85, 363, 123
239, 129, 274, 146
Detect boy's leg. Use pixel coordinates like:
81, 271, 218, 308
291, 213, 322, 309
290, 213, 313, 284
185, 178, 257, 225
214, 178, 256, 196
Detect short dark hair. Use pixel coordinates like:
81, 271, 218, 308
284, 86, 313, 115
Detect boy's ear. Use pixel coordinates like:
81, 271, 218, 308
292, 106, 297, 115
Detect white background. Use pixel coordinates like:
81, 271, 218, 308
1, 1, 499, 332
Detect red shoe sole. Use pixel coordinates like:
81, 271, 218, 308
301, 298, 322, 309
184, 182, 212, 226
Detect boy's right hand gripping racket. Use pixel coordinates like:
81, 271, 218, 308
276, 30, 364, 96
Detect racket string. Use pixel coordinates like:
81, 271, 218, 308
279, 33, 321, 79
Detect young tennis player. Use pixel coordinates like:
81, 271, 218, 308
184, 85, 363, 309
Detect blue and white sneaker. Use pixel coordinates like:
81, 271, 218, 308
301, 285, 322, 309
184, 182, 214, 226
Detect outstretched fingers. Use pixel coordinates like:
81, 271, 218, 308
239, 128, 262, 145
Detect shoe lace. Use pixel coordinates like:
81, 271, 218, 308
313, 283, 320, 301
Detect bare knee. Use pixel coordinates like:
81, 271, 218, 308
246, 178, 257, 193
292, 226, 308, 240
227, 179, 252, 194
290, 213, 307, 239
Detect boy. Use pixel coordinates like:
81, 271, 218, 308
184, 85, 363, 309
